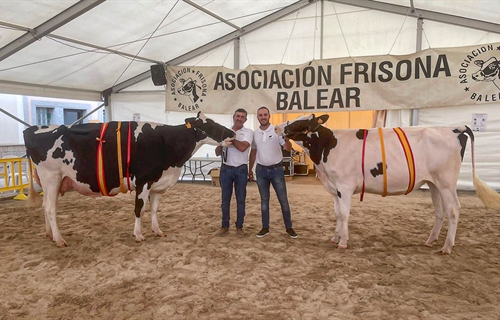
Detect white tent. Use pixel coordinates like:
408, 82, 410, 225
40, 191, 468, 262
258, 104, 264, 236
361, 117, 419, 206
1, 0, 500, 189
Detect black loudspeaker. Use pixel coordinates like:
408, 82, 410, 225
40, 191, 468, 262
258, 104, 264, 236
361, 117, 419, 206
150, 64, 167, 86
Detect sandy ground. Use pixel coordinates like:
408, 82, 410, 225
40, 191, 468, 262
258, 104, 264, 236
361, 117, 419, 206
1, 176, 500, 320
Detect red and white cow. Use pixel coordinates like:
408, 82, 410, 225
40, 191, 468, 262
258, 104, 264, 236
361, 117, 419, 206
24, 112, 235, 247
275, 114, 500, 254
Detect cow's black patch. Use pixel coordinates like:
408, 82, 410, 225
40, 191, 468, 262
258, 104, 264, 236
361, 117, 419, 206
52, 147, 65, 159
453, 127, 471, 161
135, 198, 144, 218
370, 162, 387, 177
300, 127, 338, 165
356, 129, 368, 140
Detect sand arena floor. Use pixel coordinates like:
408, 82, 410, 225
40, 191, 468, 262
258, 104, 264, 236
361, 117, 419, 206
1, 176, 499, 319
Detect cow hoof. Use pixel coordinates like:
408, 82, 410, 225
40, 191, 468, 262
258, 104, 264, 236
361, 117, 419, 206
337, 244, 347, 249
55, 241, 67, 248
435, 250, 451, 255
134, 236, 146, 242
152, 230, 165, 237
437, 246, 452, 255
424, 240, 436, 247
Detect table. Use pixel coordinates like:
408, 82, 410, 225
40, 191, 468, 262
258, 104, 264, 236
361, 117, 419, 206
180, 157, 221, 182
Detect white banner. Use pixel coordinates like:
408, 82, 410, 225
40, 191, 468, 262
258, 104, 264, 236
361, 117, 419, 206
166, 42, 500, 114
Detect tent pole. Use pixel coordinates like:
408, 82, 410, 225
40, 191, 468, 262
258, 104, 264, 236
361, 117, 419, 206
411, 17, 424, 126
234, 37, 240, 69
320, 0, 324, 60
0, 107, 31, 127
70, 103, 106, 126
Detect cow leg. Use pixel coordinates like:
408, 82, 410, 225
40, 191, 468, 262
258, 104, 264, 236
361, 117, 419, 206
40, 191, 52, 238
331, 197, 341, 244
149, 192, 165, 237
40, 176, 66, 247
439, 189, 461, 254
425, 183, 445, 247
334, 193, 352, 249
133, 184, 151, 242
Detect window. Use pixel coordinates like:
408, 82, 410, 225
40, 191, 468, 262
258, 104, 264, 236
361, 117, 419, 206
64, 109, 85, 125
36, 107, 53, 126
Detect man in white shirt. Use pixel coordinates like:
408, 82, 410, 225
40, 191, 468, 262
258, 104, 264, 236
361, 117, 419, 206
249, 106, 298, 239
214, 108, 253, 237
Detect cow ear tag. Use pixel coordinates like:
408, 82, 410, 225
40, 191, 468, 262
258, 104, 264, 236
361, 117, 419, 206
185, 123, 192, 129
317, 119, 323, 124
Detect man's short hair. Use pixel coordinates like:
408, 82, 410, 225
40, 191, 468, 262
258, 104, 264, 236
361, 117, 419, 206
234, 108, 248, 118
257, 106, 270, 114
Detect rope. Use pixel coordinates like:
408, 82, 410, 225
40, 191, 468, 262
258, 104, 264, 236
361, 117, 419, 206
281, 11, 300, 64
388, 8, 412, 54
112, 0, 180, 86
331, 2, 351, 57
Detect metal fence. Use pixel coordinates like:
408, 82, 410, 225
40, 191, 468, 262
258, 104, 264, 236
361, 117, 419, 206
0, 156, 31, 200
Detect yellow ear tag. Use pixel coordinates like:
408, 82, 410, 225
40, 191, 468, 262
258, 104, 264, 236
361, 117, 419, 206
185, 123, 192, 129
318, 119, 323, 124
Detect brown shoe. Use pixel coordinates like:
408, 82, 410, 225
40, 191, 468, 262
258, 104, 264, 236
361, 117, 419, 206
215, 227, 229, 237
236, 227, 245, 238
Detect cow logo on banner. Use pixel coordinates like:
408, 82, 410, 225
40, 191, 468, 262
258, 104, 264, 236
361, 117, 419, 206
169, 67, 208, 112
458, 44, 500, 103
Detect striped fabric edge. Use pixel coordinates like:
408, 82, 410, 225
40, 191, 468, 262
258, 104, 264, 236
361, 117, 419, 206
393, 127, 416, 195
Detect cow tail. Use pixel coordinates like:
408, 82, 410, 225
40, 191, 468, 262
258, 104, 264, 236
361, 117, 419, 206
466, 126, 500, 209
26, 156, 41, 208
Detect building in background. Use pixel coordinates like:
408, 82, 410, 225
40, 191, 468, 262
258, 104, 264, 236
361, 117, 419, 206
0, 93, 103, 157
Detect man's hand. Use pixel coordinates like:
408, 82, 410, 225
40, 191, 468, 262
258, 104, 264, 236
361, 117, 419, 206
221, 137, 234, 147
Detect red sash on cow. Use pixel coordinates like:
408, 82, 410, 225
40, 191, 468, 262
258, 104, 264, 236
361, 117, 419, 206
96, 122, 132, 196
393, 127, 416, 195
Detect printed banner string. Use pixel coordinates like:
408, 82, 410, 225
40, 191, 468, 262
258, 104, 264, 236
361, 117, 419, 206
281, 11, 300, 64
331, 1, 351, 57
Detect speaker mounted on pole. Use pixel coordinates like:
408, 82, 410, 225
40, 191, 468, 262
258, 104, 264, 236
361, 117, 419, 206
150, 64, 167, 86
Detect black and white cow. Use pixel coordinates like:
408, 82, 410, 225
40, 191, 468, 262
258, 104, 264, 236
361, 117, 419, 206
24, 112, 235, 247
275, 114, 500, 254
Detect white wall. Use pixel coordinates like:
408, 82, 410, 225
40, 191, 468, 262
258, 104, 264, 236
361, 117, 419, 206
0, 94, 25, 145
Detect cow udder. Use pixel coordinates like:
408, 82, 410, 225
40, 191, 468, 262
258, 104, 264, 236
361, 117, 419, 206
59, 176, 74, 196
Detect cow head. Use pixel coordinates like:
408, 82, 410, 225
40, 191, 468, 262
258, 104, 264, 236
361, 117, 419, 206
185, 112, 235, 147
275, 114, 330, 138
177, 77, 201, 103
472, 57, 500, 90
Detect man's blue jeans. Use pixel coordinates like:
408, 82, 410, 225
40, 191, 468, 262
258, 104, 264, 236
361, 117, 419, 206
219, 164, 248, 228
255, 163, 293, 229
